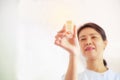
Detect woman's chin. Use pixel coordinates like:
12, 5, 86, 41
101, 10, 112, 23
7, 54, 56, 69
84, 52, 97, 60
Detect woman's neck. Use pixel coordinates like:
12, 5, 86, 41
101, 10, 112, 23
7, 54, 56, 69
86, 59, 107, 73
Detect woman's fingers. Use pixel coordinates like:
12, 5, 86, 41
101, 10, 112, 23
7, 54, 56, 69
57, 25, 66, 33
55, 31, 73, 41
55, 32, 65, 39
73, 25, 77, 38
54, 25, 75, 47
54, 39, 61, 45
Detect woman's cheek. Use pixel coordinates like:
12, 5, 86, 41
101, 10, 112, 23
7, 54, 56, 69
96, 41, 105, 51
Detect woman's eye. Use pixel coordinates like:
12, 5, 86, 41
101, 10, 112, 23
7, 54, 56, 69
92, 36, 97, 39
80, 38, 86, 41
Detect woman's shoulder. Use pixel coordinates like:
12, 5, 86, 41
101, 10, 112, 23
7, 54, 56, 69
104, 69, 120, 76
78, 69, 120, 80
61, 69, 120, 80
105, 69, 120, 80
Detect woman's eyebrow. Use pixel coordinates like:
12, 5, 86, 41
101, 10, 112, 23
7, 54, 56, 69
79, 35, 86, 39
79, 33, 99, 38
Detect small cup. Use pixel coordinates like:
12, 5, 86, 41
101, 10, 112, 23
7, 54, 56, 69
65, 20, 74, 33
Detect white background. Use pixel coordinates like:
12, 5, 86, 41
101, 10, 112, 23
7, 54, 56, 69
0, 0, 120, 80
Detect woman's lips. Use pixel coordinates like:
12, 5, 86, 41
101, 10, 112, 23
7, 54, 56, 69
85, 46, 95, 51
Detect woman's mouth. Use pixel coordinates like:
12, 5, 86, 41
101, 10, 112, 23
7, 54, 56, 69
85, 46, 95, 51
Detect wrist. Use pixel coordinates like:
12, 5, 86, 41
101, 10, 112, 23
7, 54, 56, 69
69, 49, 80, 57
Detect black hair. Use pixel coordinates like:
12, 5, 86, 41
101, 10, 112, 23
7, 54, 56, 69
103, 59, 107, 67
77, 22, 107, 41
77, 22, 107, 67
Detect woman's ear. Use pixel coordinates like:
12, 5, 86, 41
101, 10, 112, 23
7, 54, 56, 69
104, 40, 108, 49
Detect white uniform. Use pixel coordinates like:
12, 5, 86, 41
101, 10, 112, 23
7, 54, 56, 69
62, 69, 120, 80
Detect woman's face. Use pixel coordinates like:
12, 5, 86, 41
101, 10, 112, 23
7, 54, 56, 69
78, 27, 107, 60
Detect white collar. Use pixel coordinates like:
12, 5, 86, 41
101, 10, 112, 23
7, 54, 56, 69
84, 68, 113, 76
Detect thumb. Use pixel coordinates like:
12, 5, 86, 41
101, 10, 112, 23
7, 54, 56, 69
73, 25, 77, 38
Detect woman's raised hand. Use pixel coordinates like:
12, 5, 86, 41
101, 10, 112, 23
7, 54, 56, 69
54, 24, 80, 55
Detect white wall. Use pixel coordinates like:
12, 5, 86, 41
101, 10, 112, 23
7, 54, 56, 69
0, 0, 18, 80
1, 0, 120, 80
17, 0, 120, 80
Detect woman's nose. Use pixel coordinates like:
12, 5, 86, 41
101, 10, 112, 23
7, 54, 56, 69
86, 38, 92, 45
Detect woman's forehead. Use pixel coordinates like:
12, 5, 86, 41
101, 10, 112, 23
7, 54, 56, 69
79, 28, 100, 36
79, 33, 99, 38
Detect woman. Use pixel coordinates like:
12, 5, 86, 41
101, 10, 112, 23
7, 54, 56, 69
54, 22, 120, 80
